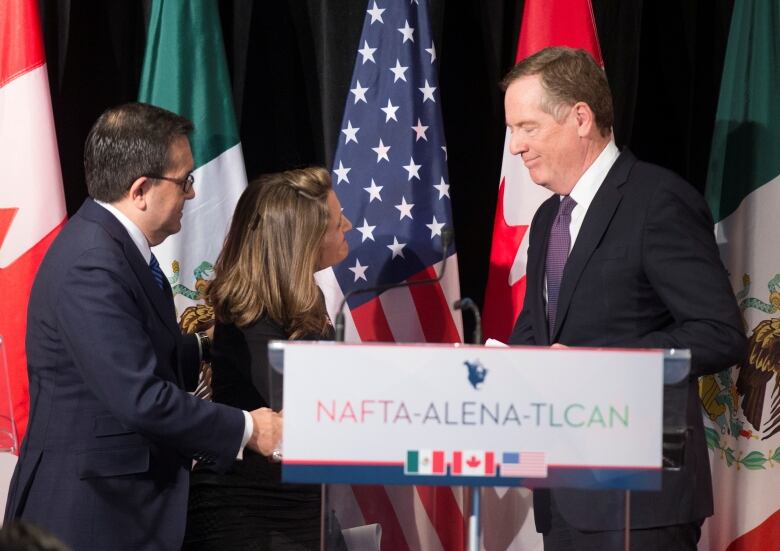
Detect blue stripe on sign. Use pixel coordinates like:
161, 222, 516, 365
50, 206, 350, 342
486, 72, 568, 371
282, 464, 661, 490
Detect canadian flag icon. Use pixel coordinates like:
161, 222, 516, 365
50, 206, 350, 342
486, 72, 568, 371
451, 450, 496, 476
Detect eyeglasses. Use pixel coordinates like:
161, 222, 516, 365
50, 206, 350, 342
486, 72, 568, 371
145, 173, 195, 194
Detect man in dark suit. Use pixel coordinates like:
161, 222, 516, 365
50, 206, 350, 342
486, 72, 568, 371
4, 103, 282, 550
504, 48, 746, 550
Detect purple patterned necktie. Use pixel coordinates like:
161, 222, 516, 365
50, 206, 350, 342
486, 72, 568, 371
545, 195, 577, 336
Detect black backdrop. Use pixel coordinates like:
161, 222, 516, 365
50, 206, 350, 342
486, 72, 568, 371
39, 0, 735, 324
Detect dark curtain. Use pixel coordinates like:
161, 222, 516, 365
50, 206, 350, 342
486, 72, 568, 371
39, 0, 735, 330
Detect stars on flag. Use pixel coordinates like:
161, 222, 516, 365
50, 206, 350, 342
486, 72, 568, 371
363, 179, 383, 202
419, 80, 436, 103
398, 20, 415, 43
390, 60, 408, 82
381, 99, 399, 122
426, 216, 445, 238
402, 157, 421, 180
334, 161, 351, 184
387, 236, 407, 259
349, 258, 369, 282
358, 41, 377, 64
366, 1, 385, 24
395, 197, 414, 220
425, 42, 437, 63
433, 177, 450, 199
357, 219, 377, 242
372, 139, 391, 163
412, 118, 428, 141
342, 121, 359, 144
350, 80, 369, 103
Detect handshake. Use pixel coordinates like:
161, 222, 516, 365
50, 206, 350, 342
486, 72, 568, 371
247, 407, 283, 457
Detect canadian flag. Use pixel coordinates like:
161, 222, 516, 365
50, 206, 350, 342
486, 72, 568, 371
0, 0, 67, 444
482, 0, 604, 342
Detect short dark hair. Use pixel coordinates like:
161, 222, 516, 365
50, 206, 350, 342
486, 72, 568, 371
501, 47, 614, 136
84, 102, 194, 202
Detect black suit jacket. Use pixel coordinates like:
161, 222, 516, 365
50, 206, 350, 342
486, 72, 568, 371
4, 199, 245, 550
509, 150, 746, 531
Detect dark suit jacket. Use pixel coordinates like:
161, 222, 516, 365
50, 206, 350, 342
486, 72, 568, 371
509, 150, 746, 531
4, 199, 245, 550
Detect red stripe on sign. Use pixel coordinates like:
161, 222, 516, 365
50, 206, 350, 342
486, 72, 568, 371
416, 486, 465, 551
408, 267, 460, 343
485, 452, 495, 475
350, 297, 395, 342
452, 451, 462, 475
351, 485, 410, 551
432, 451, 445, 474
0, 0, 47, 88
726, 508, 780, 551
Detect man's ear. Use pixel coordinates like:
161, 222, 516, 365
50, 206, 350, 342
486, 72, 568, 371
573, 102, 595, 137
128, 176, 150, 210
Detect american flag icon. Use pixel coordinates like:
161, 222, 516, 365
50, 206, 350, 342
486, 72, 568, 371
500, 451, 548, 478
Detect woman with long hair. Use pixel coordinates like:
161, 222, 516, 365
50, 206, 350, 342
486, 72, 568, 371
184, 167, 352, 550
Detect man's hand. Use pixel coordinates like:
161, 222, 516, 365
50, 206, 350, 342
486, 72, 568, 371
247, 407, 282, 456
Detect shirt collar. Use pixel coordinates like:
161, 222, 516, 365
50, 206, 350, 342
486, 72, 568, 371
567, 139, 620, 209
94, 200, 152, 264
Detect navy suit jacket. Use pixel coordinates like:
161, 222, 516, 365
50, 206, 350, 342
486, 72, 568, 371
4, 199, 245, 550
509, 150, 746, 531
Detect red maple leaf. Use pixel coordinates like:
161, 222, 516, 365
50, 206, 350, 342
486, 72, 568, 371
466, 455, 481, 468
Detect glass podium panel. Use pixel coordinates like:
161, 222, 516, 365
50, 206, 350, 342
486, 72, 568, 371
268, 343, 691, 550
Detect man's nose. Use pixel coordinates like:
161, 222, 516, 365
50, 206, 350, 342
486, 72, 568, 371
508, 133, 528, 156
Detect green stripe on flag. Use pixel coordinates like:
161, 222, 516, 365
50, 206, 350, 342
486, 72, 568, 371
406, 450, 419, 473
139, 0, 240, 169
705, 1, 780, 223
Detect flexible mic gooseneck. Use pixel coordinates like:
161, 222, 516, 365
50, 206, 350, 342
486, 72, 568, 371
453, 297, 482, 345
333, 228, 453, 342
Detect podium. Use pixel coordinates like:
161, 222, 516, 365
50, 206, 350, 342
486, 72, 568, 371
268, 342, 690, 550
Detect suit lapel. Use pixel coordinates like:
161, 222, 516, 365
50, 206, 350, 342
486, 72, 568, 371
531, 197, 559, 345
551, 151, 636, 342
79, 200, 181, 340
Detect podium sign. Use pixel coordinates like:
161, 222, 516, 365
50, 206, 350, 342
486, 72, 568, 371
278, 343, 665, 490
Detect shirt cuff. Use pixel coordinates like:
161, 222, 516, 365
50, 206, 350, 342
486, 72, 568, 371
237, 410, 253, 460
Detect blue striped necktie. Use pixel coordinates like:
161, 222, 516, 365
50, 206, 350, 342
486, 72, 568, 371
149, 253, 166, 291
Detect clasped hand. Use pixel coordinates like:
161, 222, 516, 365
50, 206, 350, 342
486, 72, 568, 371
247, 407, 283, 457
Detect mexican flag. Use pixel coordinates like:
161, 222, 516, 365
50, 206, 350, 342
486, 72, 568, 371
0, 0, 66, 443
699, 2, 780, 549
138, 0, 247, 329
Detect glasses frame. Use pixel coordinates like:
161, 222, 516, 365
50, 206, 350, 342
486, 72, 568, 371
145, 173, 195, 194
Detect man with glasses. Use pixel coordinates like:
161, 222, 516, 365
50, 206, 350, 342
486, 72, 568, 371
5, 103, 282, 551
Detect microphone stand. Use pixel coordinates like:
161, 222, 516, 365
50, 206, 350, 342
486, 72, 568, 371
333, 228, 454, 342
452, 296, 484, 551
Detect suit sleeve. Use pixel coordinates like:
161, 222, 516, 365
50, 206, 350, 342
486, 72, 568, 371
620, 179, 746, 376
55, 246, 245, 471
179, 333, 200, 391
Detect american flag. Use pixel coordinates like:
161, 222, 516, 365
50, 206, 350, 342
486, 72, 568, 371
500, 451, 548, 478
316, 1, 465, 549
318, 0, 462, 344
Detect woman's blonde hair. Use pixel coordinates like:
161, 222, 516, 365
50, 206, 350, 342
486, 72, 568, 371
208, 167, 333, 338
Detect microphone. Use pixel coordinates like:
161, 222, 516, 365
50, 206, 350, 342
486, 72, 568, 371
333, 228, 454, 342
453, 298, 482, 345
